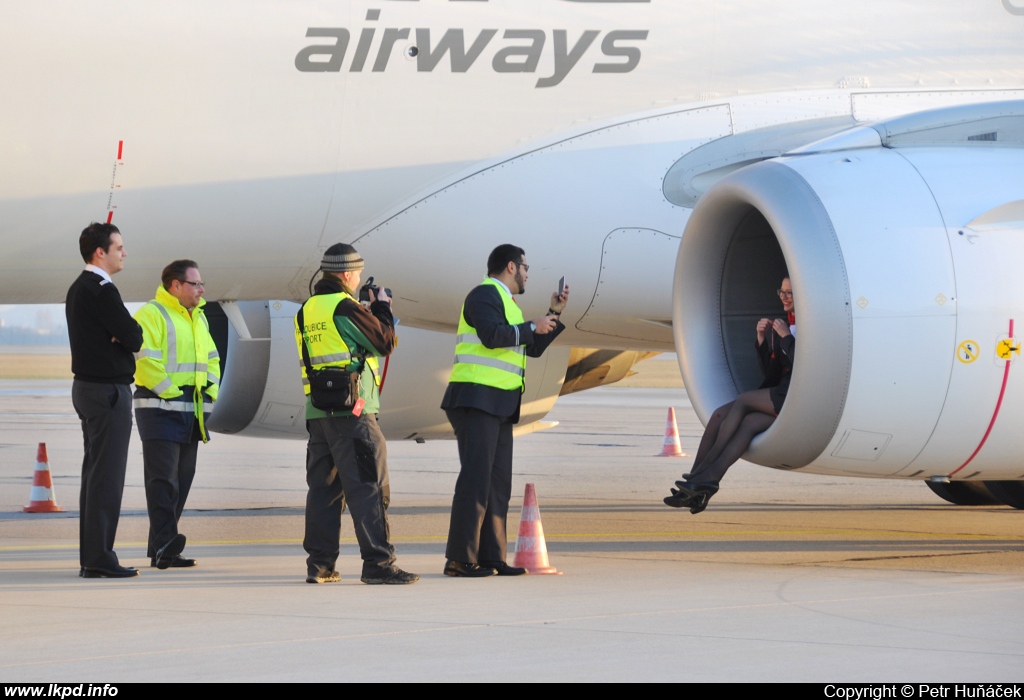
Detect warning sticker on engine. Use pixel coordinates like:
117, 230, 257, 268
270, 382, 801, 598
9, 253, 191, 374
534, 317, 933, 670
996, 337, 1021, 361
957, 340, 980, 364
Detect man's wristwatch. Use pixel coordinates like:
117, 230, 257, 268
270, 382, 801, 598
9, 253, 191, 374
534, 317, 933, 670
528, 321, 537, 332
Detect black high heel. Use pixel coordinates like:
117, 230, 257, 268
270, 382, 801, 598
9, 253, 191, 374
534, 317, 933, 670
664, 481, 691, 505
686, 484, 718, 514
668, 475, 701, 495
663, 482, 719, 512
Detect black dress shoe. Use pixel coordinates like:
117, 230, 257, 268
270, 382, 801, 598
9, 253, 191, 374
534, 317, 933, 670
150, 554, 197, 568
443, 560, 497, 578
81, 565, 140, 579
153, 534, 187, 570
480, 560, 528, 576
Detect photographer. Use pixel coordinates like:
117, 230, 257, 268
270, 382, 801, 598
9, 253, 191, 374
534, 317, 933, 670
293, 243, 418, 585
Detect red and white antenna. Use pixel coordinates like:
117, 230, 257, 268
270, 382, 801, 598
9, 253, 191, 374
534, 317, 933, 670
105, 139, 124, 223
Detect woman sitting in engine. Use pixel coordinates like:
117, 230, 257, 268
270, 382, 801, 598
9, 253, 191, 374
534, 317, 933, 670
664, 276, 795, 514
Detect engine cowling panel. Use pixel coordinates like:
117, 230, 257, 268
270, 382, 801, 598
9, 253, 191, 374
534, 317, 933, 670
674, 103, 1024, 480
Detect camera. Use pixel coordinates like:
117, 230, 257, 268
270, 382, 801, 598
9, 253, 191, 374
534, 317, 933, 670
358, 276, 392, 303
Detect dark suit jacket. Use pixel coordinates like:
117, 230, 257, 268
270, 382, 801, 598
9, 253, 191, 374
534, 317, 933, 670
441, 282, 564, 422
756, 327, 795, 389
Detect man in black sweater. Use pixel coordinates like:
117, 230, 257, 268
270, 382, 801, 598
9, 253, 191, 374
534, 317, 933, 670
66, 222, 144, 578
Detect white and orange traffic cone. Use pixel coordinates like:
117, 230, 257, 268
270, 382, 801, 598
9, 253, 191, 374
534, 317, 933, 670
656, 407, 688, 457
512, 483, 561, 575
24, 443, 63, 513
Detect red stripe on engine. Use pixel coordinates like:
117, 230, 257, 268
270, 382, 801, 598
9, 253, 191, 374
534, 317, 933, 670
949, 319, 1014, 476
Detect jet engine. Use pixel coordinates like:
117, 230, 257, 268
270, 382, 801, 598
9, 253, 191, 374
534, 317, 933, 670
673, 101, 1024, 506
203, 300, 570, 441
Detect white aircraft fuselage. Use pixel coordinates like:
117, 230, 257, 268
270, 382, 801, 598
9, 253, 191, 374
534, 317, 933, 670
1, 1, 1019, 305
4, 1, 1024, 491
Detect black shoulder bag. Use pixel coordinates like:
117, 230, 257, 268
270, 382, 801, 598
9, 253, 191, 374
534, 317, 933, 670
297, 305, 361, 412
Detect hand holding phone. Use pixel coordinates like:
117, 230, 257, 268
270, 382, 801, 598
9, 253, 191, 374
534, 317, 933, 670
550, 277, 569, 314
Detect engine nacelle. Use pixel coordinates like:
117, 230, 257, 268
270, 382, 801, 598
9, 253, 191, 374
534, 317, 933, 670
204, 300, 570, 440
675, 102, 1024, 480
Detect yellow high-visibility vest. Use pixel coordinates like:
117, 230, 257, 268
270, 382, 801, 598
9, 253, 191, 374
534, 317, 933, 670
449, 277, 526, 391
133, 286, 221, 438
294, 292, 379, 395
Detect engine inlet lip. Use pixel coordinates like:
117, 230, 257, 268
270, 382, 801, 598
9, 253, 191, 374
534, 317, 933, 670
673, 160, 853, 470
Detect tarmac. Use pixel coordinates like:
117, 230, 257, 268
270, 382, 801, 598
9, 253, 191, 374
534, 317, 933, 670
1, 377, 1023, 682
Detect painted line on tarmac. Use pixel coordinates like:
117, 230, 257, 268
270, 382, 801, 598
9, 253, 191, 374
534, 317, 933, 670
2, 527, 1022, 552
2, 531, 1024, 550
542, 529, 1024, 540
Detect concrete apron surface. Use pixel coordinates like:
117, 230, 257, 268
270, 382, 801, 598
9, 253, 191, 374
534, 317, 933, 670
1, 381, 1022, 682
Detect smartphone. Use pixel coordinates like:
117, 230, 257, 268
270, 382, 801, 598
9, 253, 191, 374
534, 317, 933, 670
558, 276, 565, 295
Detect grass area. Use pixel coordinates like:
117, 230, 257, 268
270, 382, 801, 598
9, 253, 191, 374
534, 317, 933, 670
0, 350, 683, 386
614, 357, 684, 389
0, 354, 72, 379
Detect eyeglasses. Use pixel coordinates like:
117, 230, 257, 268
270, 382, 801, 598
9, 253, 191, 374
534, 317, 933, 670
516, 262, 530, 272
182, 280, 205, 289
777, 289, 793, 298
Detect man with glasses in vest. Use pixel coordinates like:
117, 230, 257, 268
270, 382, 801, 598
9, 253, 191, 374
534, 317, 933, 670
294, 243, 418, 585
442, 244, 569, 577
133, 260, 220, 570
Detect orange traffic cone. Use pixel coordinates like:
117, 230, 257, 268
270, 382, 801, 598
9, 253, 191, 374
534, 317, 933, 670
656, 407, 688, 457
512, 483, 561, 575
24, 443, 63, 513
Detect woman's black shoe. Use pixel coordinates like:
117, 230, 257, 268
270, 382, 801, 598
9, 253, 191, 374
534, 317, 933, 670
664, 486, 695, 508
663, 482, 719, 512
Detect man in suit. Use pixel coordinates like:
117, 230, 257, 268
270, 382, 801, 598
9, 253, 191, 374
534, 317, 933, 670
66, 222, 144, 578
442, 244, 569, 577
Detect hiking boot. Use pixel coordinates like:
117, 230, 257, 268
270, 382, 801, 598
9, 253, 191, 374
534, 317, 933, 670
306, 567, 341, 584
361, 567, 419, 585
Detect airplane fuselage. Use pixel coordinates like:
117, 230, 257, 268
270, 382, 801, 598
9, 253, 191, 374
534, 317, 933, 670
4, 2, 1024, 491
2, 0, 1022, 320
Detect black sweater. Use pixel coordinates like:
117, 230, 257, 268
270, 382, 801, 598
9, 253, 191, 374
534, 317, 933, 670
65, 271, 143, 384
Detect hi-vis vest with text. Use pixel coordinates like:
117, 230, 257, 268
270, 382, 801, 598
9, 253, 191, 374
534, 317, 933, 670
449, 277, 526, 391
294, 292, 380, 394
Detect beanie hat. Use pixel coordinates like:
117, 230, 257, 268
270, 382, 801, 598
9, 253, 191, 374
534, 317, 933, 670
321, 243, 364, 272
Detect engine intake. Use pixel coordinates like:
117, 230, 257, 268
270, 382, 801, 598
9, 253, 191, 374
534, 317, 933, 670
673, 161, 852, 470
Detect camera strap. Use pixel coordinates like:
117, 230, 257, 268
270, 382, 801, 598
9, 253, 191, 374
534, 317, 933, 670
296, 304, 315, 377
